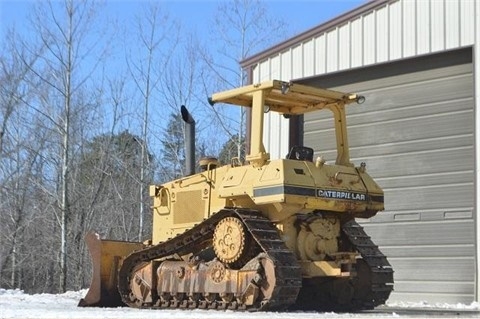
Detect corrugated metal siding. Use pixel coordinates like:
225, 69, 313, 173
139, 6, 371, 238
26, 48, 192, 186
253, 0, 475, 83
252, 0, 475, 159
301, 49, 474, 303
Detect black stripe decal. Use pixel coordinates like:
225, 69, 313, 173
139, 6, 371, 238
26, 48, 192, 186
253, 185, 383, 203
369, 195, 384, 203
285, 185, 316, 197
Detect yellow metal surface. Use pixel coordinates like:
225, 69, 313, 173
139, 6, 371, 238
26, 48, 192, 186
300, 261, 349, 278
81, 80, 387, 310
130, 262, 157, 305
245, 89, 270, 167
210, 80, 360, 167
209, 80, 358, 114
79, 232, 144, 307
297, 218, 340, 261
148, 80, 383, 278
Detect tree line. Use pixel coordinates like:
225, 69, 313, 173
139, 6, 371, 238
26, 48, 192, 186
0, 0, 287, 294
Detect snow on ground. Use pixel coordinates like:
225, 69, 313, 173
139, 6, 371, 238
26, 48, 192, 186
386, 300, 480, 311
0, 289, 478, 319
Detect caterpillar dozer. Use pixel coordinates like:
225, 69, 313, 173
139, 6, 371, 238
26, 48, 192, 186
79, 80, 393, 311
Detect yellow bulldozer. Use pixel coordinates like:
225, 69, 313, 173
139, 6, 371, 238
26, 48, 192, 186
79, 80, 393, 311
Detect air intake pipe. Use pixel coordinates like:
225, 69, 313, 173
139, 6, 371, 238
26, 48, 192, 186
180, 105, 195, 176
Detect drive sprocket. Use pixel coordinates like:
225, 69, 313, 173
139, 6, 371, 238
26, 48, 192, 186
213, 217, 246, 265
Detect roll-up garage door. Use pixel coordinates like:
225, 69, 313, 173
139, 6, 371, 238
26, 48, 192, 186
300, 48, 474, 304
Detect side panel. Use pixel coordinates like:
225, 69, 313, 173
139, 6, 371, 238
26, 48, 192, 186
151, 166, 230, 244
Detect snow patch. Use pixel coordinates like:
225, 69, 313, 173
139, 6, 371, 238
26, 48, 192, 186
0, 288, 24, 295
386, 300, 480, 310
1, 289, 478, 318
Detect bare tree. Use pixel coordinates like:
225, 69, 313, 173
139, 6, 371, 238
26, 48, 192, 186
198, 0, 288, 161
156, 31, 214, 180
0, 28, 42, 158
125, 3, 179, 240
0, 26, 46, 290
0, 0, 293, 295
20, 0, 107, 292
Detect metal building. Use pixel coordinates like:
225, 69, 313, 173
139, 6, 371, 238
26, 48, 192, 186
241, 0, 478, 304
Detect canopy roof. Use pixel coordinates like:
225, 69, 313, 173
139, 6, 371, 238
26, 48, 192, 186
209, 80, 361, 115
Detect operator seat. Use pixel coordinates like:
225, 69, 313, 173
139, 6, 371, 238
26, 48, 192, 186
287, 146, 314, 162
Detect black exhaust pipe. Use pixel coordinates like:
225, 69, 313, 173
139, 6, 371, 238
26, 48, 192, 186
180, 105, 195, 176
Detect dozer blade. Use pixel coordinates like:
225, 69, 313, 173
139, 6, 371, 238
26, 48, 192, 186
78, 231, 144, 307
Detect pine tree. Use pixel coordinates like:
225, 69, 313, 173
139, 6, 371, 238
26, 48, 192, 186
159, 113, 185, 181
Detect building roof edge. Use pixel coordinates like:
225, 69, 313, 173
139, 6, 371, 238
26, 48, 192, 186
240, 0, 390, 68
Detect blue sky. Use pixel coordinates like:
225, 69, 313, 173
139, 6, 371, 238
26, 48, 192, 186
1, 0, 367, 53
163, 0, 367, 39
0, 0, 367, 154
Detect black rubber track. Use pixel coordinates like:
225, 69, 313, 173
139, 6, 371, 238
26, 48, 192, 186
117, 208, 302, 311
117, 210, 393, 311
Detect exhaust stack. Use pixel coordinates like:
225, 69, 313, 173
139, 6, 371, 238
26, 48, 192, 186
181, 105, 195, 176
